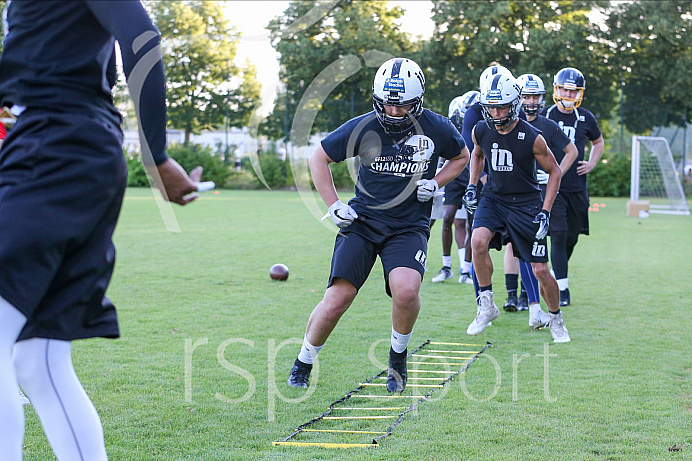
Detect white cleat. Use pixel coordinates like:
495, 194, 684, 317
458, 272, 474, 284
529, 309, 551, 330
432, 267, 453, 283
466, 291, 499, 335
549, 312, 571, 343
19, 389, 30, 405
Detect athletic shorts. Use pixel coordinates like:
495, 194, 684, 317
472, 194, 549, 263
328, 219, 429, 297
550, 190, 590, 235
0, 110, 127, 341
443, 176, 467, 208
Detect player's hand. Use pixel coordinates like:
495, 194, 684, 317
533, 209, 550, 240
536, 168, 550, 184
148, 159, 200, 205
576, 160, 595, 176
463, 184, 478, 214
416, 179, 439, 202
328, 200, 358, 228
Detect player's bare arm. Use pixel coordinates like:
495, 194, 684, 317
533, 134, 561, 212
560, 141, 578, 175
468, 126, 486, 186
433, 146, 470, 188
576, 134, 604, 175
309, 143, 340, 207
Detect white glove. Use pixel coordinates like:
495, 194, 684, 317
536, 169, 550, 185
328, 200, 358, 228
416, 179, 439, 202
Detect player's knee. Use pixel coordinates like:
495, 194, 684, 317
532, 263, 552, 281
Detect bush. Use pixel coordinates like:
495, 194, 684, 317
125, 149, 148, 187
248, 142, 294, 189
166, 143, 232, 187
587, 151, 631, 197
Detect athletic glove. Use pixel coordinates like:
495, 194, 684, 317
533, 209, 550, 240
416, 179, 439, 202
463, 184, 478, 214
328, 200, 358, 228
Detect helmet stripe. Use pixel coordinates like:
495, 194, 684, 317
490, 74, 502, 90
391, 58, 403, 78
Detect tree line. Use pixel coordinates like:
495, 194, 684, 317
0, 1, 688, 145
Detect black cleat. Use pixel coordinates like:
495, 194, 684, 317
503, 291, 518, 312
559, 288, 571, 307
517, 289, 528, 311
386, 348, 407, 393
287, 359, 312, 388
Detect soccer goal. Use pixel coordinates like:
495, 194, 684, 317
630, 136, 690, 215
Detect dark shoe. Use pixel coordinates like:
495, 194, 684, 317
386, 348, 407, 393
287, 359, 312, 388
559, 288, 571, 307
517, 289, 528, 311
503, 291, 518, 312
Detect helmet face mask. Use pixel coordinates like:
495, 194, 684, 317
516, 73, 545, 115
480, 74, 521, 131
372, 58, 425, 134
553, 67, 585, 110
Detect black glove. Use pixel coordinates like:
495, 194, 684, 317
533, 209, 550, 240
463, 184, 478, 214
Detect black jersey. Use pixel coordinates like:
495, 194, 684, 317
0, 0, 169, 164
322, 109, 465, 229
540, 105, 601, 192
529, 115, 571, 184
474, 118, 542, 200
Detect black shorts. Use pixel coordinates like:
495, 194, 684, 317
550, 190, 590, 235
443, 176, 468, 208
0, 110, 127, 341
472, 194, 549, 263
328, 219, 429, 297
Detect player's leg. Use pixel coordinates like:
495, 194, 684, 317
0, 297, 28, 461
454, 211, 473, 284
289, 230, 374, 388
431, 205, 457, 282
467, 227, 499, 335
503, 243, 520, 312
380, 231, 428, 392
14, 338, 108, 461
522, 260, 551, 330
548, 194, 571, 306
531, 262, 570, 342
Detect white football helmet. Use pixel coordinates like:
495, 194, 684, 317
448, 90, 480, 130
553, 67, 585, 110
516, 73, 546, 115
372, 58, 425, 134
480, 73, 522, 131
478, 65, 512, 91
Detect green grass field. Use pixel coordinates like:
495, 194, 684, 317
22, 189, 692, 460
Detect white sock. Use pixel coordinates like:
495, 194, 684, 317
442, 255, 452, 268
557, 278, 569, 291
391, 328, 412, 353
297, 336, 322, 365
461, 260, 473, 274
14, 338, 108, 461
0, 297, 28, 461
529, 303, 542, 317
458, 249, 466, 268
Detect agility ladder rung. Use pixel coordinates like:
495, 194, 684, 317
409, 361, 469, 366
359, 382, 444, 389
429, 341, 485, 346
412, 353, 474, 360
273, 441, 377, 448
333, 407, 408, 411
301, 429, 388, 435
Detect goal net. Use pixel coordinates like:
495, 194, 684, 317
631, 136, 690, 215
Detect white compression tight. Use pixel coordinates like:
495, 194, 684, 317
14, 338, 108, 461
0, 296, 27, 460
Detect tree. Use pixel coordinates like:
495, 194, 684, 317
146, 1, 260, 144
420, 1, 617, 122
263, 1, 413, 140
603, 1, 692, 133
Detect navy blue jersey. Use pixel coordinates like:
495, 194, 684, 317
474, 118, 542, 200
529, 115, 571, 184
448, 117, 470, 187
322, 109, 465, 229
461, 103, 482, 151
0, 0, 169, 165
540, 105, 601, 192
